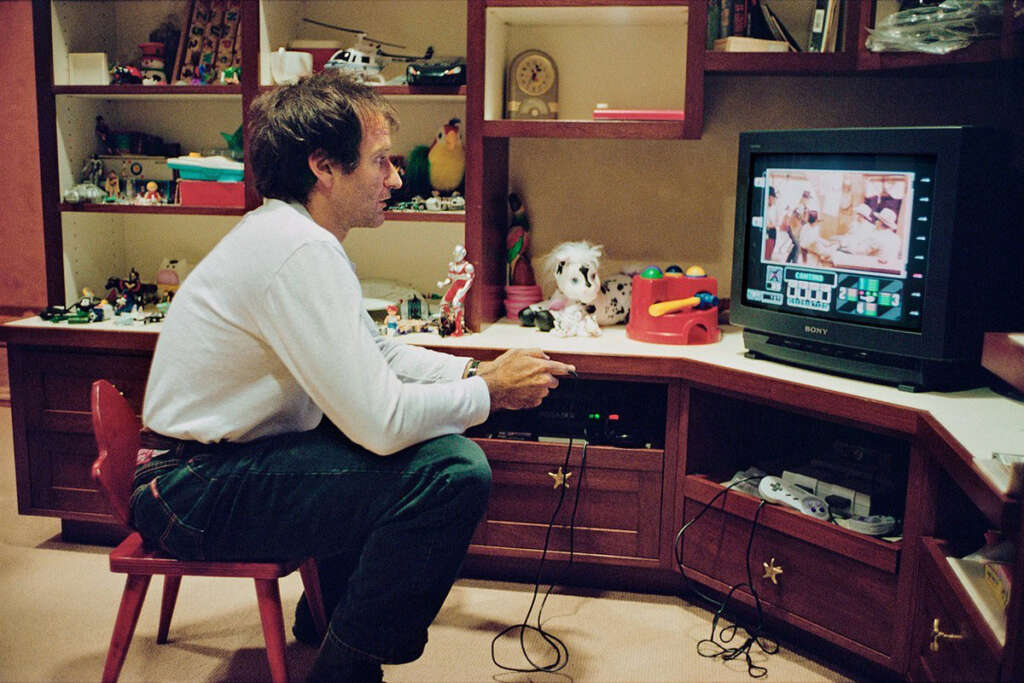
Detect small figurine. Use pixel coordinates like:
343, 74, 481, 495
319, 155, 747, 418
110, 64, 144, 84
104, 171, 120, 199
384, 303, 401, 336
220, 65, 241, 84
506, 193, 536, 286
141, 180, 164, 204
139, 42, 166, 84
437, 244, 474, 337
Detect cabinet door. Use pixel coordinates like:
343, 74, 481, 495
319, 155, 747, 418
909, 538, 1001, 682
681, 496, 898, 657
470, 440, 663, 566
11, 347, 151, 521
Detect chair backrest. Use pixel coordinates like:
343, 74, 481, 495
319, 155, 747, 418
91, 380, 142, 527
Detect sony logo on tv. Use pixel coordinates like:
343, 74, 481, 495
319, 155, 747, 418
804, 324, 829, 336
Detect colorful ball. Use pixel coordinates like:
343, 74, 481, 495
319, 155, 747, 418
641, 266, 663, 279
685, 265, 706, 278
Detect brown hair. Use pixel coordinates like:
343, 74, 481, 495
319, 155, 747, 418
248, 71, 398, 203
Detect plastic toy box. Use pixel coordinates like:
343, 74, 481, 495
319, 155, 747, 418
168, 155, 244, 182
177, 180, 244, 208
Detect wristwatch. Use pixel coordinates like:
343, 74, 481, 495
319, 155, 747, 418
465, 359, 481, 378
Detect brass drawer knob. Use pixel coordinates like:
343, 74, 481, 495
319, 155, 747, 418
930, 618, 965, 652
548, 466, 572, 489
762, 557, 783, 585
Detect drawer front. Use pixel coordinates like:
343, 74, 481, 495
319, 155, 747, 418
12, 347, 151, 521
18, 349, 150, 431
471, 442, 663, 562
681, 498, 897, 654
26, 429, 114, 519
909, 538, 1000, 682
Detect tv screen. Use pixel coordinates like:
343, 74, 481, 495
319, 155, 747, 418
730, 127, 1019, 392
742, 153, 934, 333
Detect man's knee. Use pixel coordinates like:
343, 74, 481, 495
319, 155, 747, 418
429, 435, 491, 509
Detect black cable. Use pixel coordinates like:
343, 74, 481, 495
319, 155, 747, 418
491, 378, 589, 674
675, 478, 779, 678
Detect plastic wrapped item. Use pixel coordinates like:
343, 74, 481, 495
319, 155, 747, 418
866, 0, 1004, 54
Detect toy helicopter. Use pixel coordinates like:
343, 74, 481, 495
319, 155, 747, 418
303, 18, 433, 84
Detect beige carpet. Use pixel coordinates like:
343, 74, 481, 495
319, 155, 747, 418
0, 406, 856, 682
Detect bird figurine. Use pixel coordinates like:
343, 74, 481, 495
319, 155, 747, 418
506, 193, 536, 285
427, 117, 465, 194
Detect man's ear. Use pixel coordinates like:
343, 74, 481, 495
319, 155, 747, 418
308, 150, 334, 187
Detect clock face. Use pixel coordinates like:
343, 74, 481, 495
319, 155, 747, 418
514, 53, 555, 96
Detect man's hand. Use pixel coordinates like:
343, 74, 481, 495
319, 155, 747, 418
475, 348, 575, 412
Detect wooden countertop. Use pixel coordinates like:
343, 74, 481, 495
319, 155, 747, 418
5, 316, 1023, 496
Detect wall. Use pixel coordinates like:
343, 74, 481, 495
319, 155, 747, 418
0, 0, 48, 400
510, 67, 1024, 299
0, 0, 48, 319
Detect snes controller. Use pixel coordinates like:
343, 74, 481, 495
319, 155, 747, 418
835, 514, 896, 536
758, 475, 830, 520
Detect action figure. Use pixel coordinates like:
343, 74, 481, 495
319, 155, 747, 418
141, 181, 164, 204
437, 244, 474, 337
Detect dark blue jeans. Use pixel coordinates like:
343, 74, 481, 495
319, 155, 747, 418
130, 419, 491, 664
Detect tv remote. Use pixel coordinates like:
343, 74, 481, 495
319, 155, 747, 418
759, 475, 830, 520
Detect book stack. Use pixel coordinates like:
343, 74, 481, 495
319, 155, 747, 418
707, 1, 844, 53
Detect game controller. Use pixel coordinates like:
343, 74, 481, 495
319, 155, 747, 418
721, 466, 766, 498
834, 514, 896, 536
758, 475, 830, 520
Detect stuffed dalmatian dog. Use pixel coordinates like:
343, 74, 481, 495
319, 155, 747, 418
518, 240, 632, 337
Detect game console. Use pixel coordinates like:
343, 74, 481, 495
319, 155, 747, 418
782, 468, 874, 517
758, 475, 830, 520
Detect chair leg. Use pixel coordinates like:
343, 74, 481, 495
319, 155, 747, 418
156, 575, 182, 644
102, 573, 152, 683
254, 578, 289, 683
298, 558, 328, 641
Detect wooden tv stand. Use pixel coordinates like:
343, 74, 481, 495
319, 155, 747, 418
3, 317, 1023, 678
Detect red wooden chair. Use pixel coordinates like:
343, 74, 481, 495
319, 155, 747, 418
90, 379, 328, 683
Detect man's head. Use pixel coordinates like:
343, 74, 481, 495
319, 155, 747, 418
248, 71, 399, 206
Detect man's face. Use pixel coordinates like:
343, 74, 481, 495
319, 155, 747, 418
331, 116, 402, 230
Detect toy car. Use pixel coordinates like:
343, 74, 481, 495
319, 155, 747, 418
406, 56, 466, 86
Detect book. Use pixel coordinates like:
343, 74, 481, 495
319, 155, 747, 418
731, 0, 749, 36
824, 0, 842, 52
707, 0, 722, 49
760, 1, 802, 52
808, 0, 828, 51
592, 108, 685, 121
713, 36, 792, 52
747, 0, 776, 40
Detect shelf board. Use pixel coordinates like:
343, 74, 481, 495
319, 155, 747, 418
704, 51, 856, 74
482, 118, 691, 140
384, 210, 465, 223
52, 85, 242, 100
59, 202, 246, 216
257, 84, 465, 101
856, 38, 1005, 71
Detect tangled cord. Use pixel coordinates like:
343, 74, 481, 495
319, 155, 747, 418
674, 478, 779, 678
491, 384, 589, 674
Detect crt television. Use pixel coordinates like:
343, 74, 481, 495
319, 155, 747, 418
729, 126, 1020, 392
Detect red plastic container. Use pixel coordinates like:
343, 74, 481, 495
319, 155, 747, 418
626, 271, 720, 345
177, 180, 245, 208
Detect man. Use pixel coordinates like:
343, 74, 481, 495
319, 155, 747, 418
133, 71, 574, 682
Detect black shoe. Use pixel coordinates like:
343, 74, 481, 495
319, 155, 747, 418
306, 634, 384, 683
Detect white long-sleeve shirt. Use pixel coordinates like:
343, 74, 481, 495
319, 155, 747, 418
143, 199, 490, 454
